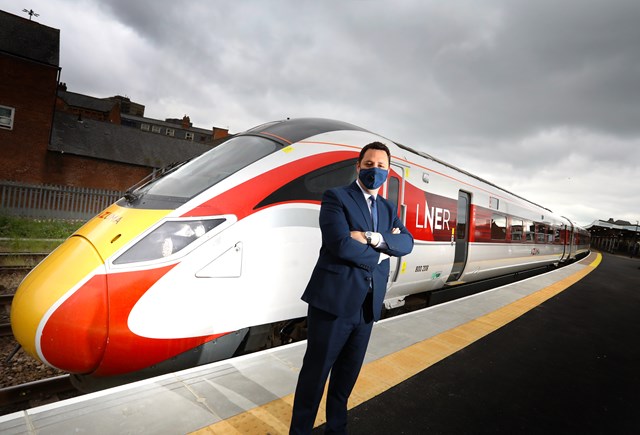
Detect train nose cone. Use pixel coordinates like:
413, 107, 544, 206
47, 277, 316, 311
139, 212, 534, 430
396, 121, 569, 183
11, 236, 108, 374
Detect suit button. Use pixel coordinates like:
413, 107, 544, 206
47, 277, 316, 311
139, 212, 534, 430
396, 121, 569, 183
365, 277, 372, 281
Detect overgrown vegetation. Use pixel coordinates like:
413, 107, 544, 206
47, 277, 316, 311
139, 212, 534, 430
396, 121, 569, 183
0, 215, 84, 252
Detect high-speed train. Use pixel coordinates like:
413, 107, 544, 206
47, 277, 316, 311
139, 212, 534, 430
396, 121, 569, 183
11, 118, 590, 390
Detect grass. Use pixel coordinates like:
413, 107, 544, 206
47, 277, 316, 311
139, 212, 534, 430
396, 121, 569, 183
0, 215, 84, 253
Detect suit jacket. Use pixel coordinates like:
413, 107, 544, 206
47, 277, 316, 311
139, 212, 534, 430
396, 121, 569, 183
301, 181, 414, 321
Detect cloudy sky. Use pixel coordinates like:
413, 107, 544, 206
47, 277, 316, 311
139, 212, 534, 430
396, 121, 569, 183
4, 0, 639, 226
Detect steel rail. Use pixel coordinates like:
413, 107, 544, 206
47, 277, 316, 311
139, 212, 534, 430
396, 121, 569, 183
0, 294, 15, 305
0, 375, 77, 410
0, 323, 13, 337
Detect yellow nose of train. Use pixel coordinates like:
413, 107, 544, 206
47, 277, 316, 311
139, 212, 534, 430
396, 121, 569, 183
11, 203, 171, 374
11, 236, 108, 373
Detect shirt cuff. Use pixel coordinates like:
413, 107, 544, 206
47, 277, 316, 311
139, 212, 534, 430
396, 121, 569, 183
373, 232, 387, 249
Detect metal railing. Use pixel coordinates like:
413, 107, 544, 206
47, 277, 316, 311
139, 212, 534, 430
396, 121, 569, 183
0, 181, 123, 221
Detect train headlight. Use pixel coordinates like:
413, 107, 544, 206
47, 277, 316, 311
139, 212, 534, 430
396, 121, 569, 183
161, 237, 174, 258
114, 218, 225, 264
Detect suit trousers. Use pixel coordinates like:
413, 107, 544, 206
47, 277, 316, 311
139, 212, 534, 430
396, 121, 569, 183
290, 293, 374, 435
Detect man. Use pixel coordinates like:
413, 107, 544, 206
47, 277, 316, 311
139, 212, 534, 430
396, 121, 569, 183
290, 141, 414, 434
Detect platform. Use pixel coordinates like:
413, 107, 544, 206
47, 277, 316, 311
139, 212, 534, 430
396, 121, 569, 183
3, 251, 635, 434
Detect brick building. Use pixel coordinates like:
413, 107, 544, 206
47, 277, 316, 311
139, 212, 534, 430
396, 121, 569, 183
0, 10, 60, 184
0, 10, 229, 193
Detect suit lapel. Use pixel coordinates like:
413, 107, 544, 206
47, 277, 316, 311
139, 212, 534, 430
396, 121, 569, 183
347, 181, 374, 229
377, 197, 391, 232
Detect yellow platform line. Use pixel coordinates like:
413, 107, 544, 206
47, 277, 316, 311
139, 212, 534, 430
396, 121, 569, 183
192, 253, 601, 434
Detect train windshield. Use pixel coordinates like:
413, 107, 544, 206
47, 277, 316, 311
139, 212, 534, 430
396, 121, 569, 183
132, 136, 278, 205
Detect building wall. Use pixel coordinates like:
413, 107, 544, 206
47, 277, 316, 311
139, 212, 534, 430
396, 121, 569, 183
0, 52, 150, 192
0, 12, 179, 195
213, 127, 228, 140
44, 152, 151, 191
126, 116, 221, 143
0, 54, 59, 184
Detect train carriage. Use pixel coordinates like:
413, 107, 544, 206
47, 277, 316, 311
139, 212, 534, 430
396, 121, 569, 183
10, 118, 590, 389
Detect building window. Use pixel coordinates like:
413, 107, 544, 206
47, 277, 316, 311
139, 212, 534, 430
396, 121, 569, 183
0, 105, 15, 130
166, 128, 175, 137
152, 125, 161, 133
185, 132, 194, 140
141, 123, 150, 131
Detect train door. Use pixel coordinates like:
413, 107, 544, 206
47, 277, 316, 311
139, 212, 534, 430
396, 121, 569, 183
383, 163, 407, 287
559, 224, 569, 262
560, 219, 575, 260
447, 191, 471, 282
568, 222, 576, 258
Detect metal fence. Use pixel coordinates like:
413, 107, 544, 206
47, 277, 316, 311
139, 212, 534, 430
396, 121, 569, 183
0, 181, 123, 221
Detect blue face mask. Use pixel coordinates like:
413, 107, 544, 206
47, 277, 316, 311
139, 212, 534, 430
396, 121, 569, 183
358, 167, 388, 190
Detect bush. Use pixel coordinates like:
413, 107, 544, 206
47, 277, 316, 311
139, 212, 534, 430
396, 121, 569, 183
0, 215, 83, 239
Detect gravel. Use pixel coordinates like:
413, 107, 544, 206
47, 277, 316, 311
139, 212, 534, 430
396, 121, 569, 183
1, 269, 67, 388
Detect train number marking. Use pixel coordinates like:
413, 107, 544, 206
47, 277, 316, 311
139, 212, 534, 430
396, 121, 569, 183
97, 211, 123, 224
415, 265, 430, 272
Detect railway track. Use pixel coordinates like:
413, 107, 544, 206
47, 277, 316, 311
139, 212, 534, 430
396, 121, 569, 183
1, 294, 15, 337
0, 265, 33, 271
0, 252, 48, 268
1, 270, 20, 337
0, 375, 79, 414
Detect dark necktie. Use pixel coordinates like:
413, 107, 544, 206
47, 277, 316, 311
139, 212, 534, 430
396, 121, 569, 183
370, 196, 378, 231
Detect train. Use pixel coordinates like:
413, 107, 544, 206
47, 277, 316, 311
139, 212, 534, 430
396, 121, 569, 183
11, 118, 590, 390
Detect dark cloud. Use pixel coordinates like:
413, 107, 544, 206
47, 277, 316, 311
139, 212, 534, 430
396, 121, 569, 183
3, 0, 639, 224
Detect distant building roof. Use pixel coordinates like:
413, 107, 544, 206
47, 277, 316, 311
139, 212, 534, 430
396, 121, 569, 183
121, 114, 215, 135
0, 10, 60, 66
613, 219, 631, 226
50, 111, 221, 168
106, 95, 145, 116
58, 90, 116, 113
586, 219, 639, 231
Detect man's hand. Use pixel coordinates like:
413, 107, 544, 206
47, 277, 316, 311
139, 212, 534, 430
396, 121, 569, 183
351, 229, 400, 245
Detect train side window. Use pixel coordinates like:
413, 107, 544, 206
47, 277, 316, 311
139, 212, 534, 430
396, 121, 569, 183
554, 227, 561, 243
387, 176, 400, 214
456, 194, 469, 240
305, 159, 357, 193
255, 159, 357, 208
535, 224, 547, 243
524, 221, 534, 241
491, 214, 507, 240
559, 227, 567, 244
511, 218, 523, 241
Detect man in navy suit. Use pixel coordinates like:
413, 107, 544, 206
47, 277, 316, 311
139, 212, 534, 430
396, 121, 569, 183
290, 142, 414, 434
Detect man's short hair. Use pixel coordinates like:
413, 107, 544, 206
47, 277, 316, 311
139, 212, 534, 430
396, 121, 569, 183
358, 141, 391, 165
